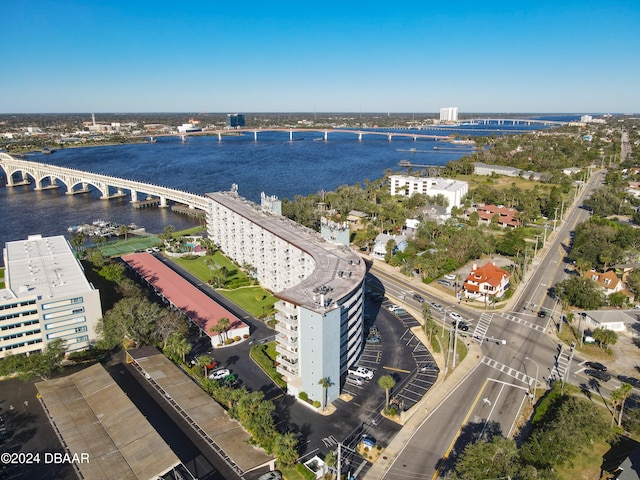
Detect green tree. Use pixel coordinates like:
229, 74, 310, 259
197, 354, 213, 378
617, 383, 633, 427
452, 436, 520, 480
165, 332, 191, 363
554, 276, 605, 310
20, 339, 67, 381
378, 374, 396, 407
592, 327, 618, 349
273, 432, 299, 467
210, 317, 231, 344
96, 296, 164, 348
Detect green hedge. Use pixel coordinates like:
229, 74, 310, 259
250, 343, 287, 389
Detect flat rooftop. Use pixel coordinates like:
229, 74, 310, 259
3, 234, 93, 300
206, 192, 366, 311
36, 363, 181, 480
127, 346, 274, 473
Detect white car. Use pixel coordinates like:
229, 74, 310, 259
444, 274, 457, 281
449, 312, 465, 322
387, 304, 402, 312
208, 368, 230, 380
430, 303, 444, 312
348, 366, 374, 380
346, 374, 365, 386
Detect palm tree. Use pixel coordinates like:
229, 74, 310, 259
618, 383, 633, 427
211, 317, 231, 344
118, 224, 128, 240
165, 332, 191, 363
610, 389, 622, 427
318, 377, 331, 412
378, 374, 396, 407
197, 354, 213, 377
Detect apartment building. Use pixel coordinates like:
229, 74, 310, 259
206, 190, 366, 405
388, 174, 468, 212
1, 235, 102, 358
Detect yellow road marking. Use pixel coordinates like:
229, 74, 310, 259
383, 366, 411, 374
432, 378, 489, 480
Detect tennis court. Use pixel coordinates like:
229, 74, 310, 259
99, 235, 161, 257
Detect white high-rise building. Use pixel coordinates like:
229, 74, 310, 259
1, 235, 102, 358
206, 190, 365, 406
439, 107, 459, 123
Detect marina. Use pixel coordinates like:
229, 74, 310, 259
67, 220, 145, 237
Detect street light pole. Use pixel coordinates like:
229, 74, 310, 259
525, 356, 539, 405
442, 305, 456, 339
452, 317, 460, 369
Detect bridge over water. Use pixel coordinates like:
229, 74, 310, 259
0, 153, 208, 212
146, 127, 452, 143
465, 118, 568, 126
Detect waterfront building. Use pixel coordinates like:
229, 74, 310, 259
372, 233, 407, 260
226, 114, 246, 129
439, 107, 459, 123
0, 235, 102, 358
388, 174, 468, 213
205, 189, 366, 406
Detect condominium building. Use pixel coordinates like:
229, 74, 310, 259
226, 114, 246, 129
205, 190, 366, 405
439, 107, 459, 123
0, 235, 102, 358
388, 175, 468, 212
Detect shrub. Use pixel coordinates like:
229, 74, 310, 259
224, 338, 234, 345
299, 391, 309, 402
313, 400, 321, 408
234, 336, 241, 342
243, 334, 249, 339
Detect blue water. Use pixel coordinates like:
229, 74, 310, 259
0, 121, 573, 265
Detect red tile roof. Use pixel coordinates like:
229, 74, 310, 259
121, 253, 247, 337
464, 262, 510, 288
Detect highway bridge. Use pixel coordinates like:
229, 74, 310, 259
464, 118, 568, 126
0, 153, 209, 211
145, 127, 452, 143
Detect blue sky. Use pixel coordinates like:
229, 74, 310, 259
2, 1, 639, 113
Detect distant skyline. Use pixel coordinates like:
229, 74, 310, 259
2, 1, 639, 114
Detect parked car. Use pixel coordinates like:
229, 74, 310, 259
430, 303, 444, 312
393, 308, 407, 315
258, 471, 283, 480
419, 363, 440, 373
220, 374, 239, 388
617, 375, 640, 388
348, 366, 374, 380
366, 336, 381, 344
413, 293, 425, 303
444, 274, 457, 281
585, 369, 611, 382
387, 304, 402, 312
437, 280, 451, 287
449, 312, 464, 321
585, 361, 607, 372
208, 368, 231, 380
346, 374, 365, 386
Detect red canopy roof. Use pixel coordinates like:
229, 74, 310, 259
121, 253, 247, 337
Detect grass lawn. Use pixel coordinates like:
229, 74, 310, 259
171, 253, 276, 317
221, 287, 276, 318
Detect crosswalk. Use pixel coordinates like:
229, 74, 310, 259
480, 356, 534, 386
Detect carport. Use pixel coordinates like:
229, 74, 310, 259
36, 363, 185, 480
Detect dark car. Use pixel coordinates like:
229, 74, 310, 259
438, 279, 452, 287
585, 369, 611, 382
451, 320, 469, 331
413, 293, 425, 303
537, 310, 546, 318
617, 375, 640, 388
585, 361, 607, 372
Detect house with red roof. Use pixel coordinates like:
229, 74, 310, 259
470, 204, 521, 228
463, 262, 511, 301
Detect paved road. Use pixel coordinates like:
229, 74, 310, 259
364, 170, 610, 479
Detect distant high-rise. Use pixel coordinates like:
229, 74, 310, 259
439, 107, 459, 123
226, 113, 245, 129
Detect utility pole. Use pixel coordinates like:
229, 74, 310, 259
534, 235, 541, 259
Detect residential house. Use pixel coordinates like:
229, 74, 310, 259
347, 210, 369, 231
372, 234, 407, 260
470, 204, 521, 228
463, 262, 511, 301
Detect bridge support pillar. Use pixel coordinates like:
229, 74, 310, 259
388, 134, 392, 141
413, 136, 417, 141
289, 130, 293, 142
325, 131, 328, 141
358, 133, 362, 141
254, 131, 258, 141
181, 135, 186, 142
131, 191, 138, 203
218, 133, 222, 142
160, 196, 168, 208
66, 183, 90, 195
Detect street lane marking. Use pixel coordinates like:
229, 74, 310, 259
432, 378, 489, 480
